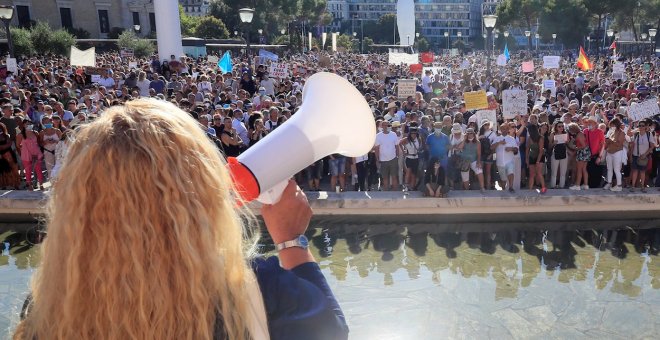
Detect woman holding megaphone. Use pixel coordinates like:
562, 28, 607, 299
14, 99, 349, 340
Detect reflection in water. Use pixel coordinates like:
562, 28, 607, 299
1, 225, 659, 338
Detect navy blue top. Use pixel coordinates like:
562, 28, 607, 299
251, 256, 349, 340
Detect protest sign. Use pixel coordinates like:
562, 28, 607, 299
259, 49, 278, 61
496, 54, 507, 66
476, 110, 497, 125
120, 49, 134, 58
612, 62, 625, 80
460, 59, 470, 69
554, 134, 568, 144
388, 52, 419, 65
128, 61, 138, 69
397, 79, 417, 99
627, 100, 660, 122
409, 64, 422, 74
522, 61, 534, 73
543, 79, 556, 97
207, 55, 219, 64
463, 90, 488, 110
502, 90, 528, 119
70, 46, 96, 67
269, 62, 289, 78
542, 56, 560, 69
5, 58, 17, 73
422, 66, 452, 82
420, 52, 434, 64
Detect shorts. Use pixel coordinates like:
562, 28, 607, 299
631, 156, 648, 171
306, 159, 324, 181
460, 161, 483, 182
329, 157, 347, 176
405, 157, 419, 173
576, 147, 591, 162
380, 157, 399, 179
497, 162, 515, 177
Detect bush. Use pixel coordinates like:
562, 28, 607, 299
10, 27, 34, 56
108, 27, 125, 39
27, 21, 75, 55
117, 31, 155, 58
49, 29, 76, 56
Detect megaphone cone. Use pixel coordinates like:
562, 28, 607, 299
229, 72, 376, 203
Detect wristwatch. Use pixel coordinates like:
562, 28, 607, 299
275, 235, 309, 251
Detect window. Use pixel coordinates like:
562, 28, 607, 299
98, 10, 109, 34
132, 12, 140, 26
16, 5, 30, 28
60, 7, 73, 29
149, 12, 156, 32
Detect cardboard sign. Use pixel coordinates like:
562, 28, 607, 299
269, 62, 289, 78
463, 90, 488, 110
496, 54, 507, 66
475, 109, 497, 126
207, 55, 219, 64
422, 66, 451, 82
627, 100, 660, 121
388, 52, 419, 65
397, 79, 417, 99
612, 62, 625, 80
120, 49, 134, 58
543, 79, 556, 97
502, 90, 528, 119
70, 46, 96, 67
5, 57, 17, 73
542, 56, 561, 69
522, 61, 534, 73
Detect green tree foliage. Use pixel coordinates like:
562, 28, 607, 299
362, 37, 374, 53
194, 16, 230, 39
180, 5, 198, 37
117, 31, 155, 58
29, 22, 75, 55
416, 37, 430, 52
538, 0, 589, 48
9, 27, 34, 56
335, 34, 355, 51
362, 13, 398, 44
496, 0, 543, 49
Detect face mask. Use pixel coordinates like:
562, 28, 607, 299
434, 130, 441, 136
378, 127, 383, 133
44, 123, 53, 129
26, 125, 33, 131
467, 136, 474, 141
383, 127, 390, 133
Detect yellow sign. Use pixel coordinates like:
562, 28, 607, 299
463, 90, 488, 110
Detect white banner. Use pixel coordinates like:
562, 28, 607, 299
388, 52, 419, 65
627, 99, 660, 122
542, 56, 561, 69
269, 62, 289, 79
422, 66, 451, 82
331, 33, 337, 52
476, 110, 497, 126
207, 55, 219, 64
308, 32, 312, 51
543, 79, 556, 97
5, 57, 17, 73
397, 79, 417, 99
322, 32, 327, 49
70, 46, 96, 67
502, 90, 528, 119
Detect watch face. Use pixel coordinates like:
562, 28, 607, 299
298, 235, 309, 248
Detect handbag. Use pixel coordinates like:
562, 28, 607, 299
635, 132, 651, 167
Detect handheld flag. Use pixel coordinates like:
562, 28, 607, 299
576, 46, 592, 71
503, 43, 510, 60
609, 41, 617, 56
218, 51, 233, 74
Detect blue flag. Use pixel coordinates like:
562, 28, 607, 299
503, 43, 510, 60
218, 51, 233, 74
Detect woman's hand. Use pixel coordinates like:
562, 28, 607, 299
261, 179, 312, 245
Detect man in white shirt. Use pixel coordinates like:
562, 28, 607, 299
231, 109, 249, 148
260, 73, 277, 96
98, 70, 115, 89
374, 120, 400, 191
492, 123, 518, 192
421, 70, 432, 96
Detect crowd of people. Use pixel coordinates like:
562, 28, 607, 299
0, 48, 659, 196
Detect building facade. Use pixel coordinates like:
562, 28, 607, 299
179, 0, 209, 17
328, 0, 497, 47
0, 0, 159, 38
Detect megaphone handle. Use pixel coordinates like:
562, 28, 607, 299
257, 180, 289, 205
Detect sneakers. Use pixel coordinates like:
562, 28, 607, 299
581, 185, 589, 190
569, 185, 581, 191
610, 186, 622, 192
603, 183, 611, 190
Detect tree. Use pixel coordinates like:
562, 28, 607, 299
496, 0, 543, 49
416, 37, 430, 52
582, 0, 623, 41
179, 5, 198, 37
49, 29, 76, 56
117, 31, 155, 58
538, 0, 589, 48
29, 21, 75, 55
9, 27, 34, 56
335, 34, 355, 51
362, 37, 374, 53
194, 16, 229, 39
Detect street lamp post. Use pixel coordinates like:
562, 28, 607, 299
483, 14, 497, 78
134, 24, 141, 35
0, 5, 15, 58
493, 31, 499, 52
552, 33, 557, 50
444, 31, 450, 51
239, 8, 254, 56
407, 34, 410, 47
650, 29, 657, 55
524, 30, 531, 51
457, 31, 462, 52
535, 33, 539, 51
587, 36, 591, 53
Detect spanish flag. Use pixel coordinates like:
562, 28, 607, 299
576, 46, 592, 71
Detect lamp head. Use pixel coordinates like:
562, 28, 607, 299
258, 29, 263, 35
483, 14, 497, 29
650, 29, 657, 38
535, 33, 540, 39
641, 33, 648, 40
606, 29, 614, 37
238, 8, 254, 23
457, 31, 462, 37
0, 5, 14, 21
524, 30, 531, 37
504, 31, 509, 37
281, 29, 286, 35
444, 32, 449, 37
552, 33, 557, 39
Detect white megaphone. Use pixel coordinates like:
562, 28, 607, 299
228, 72, 376, 204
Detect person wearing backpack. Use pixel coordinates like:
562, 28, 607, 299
603, 118, 626, 192
549, 121, 568, 189
629, 118, 656, 192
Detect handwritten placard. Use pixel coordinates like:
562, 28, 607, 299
502, 90, 528, 119
543, 79, 556, 97
554, 134, 568, 144
397, 79, 417, 99
5, 57, 17, 73
476, 109, 497, 125
268, 62, 289, 78
627, 100, 660, 122
522, 61, 534, 73
422, 66, 451, 82
463, 90, 488, 110
542, 56, 560, 69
